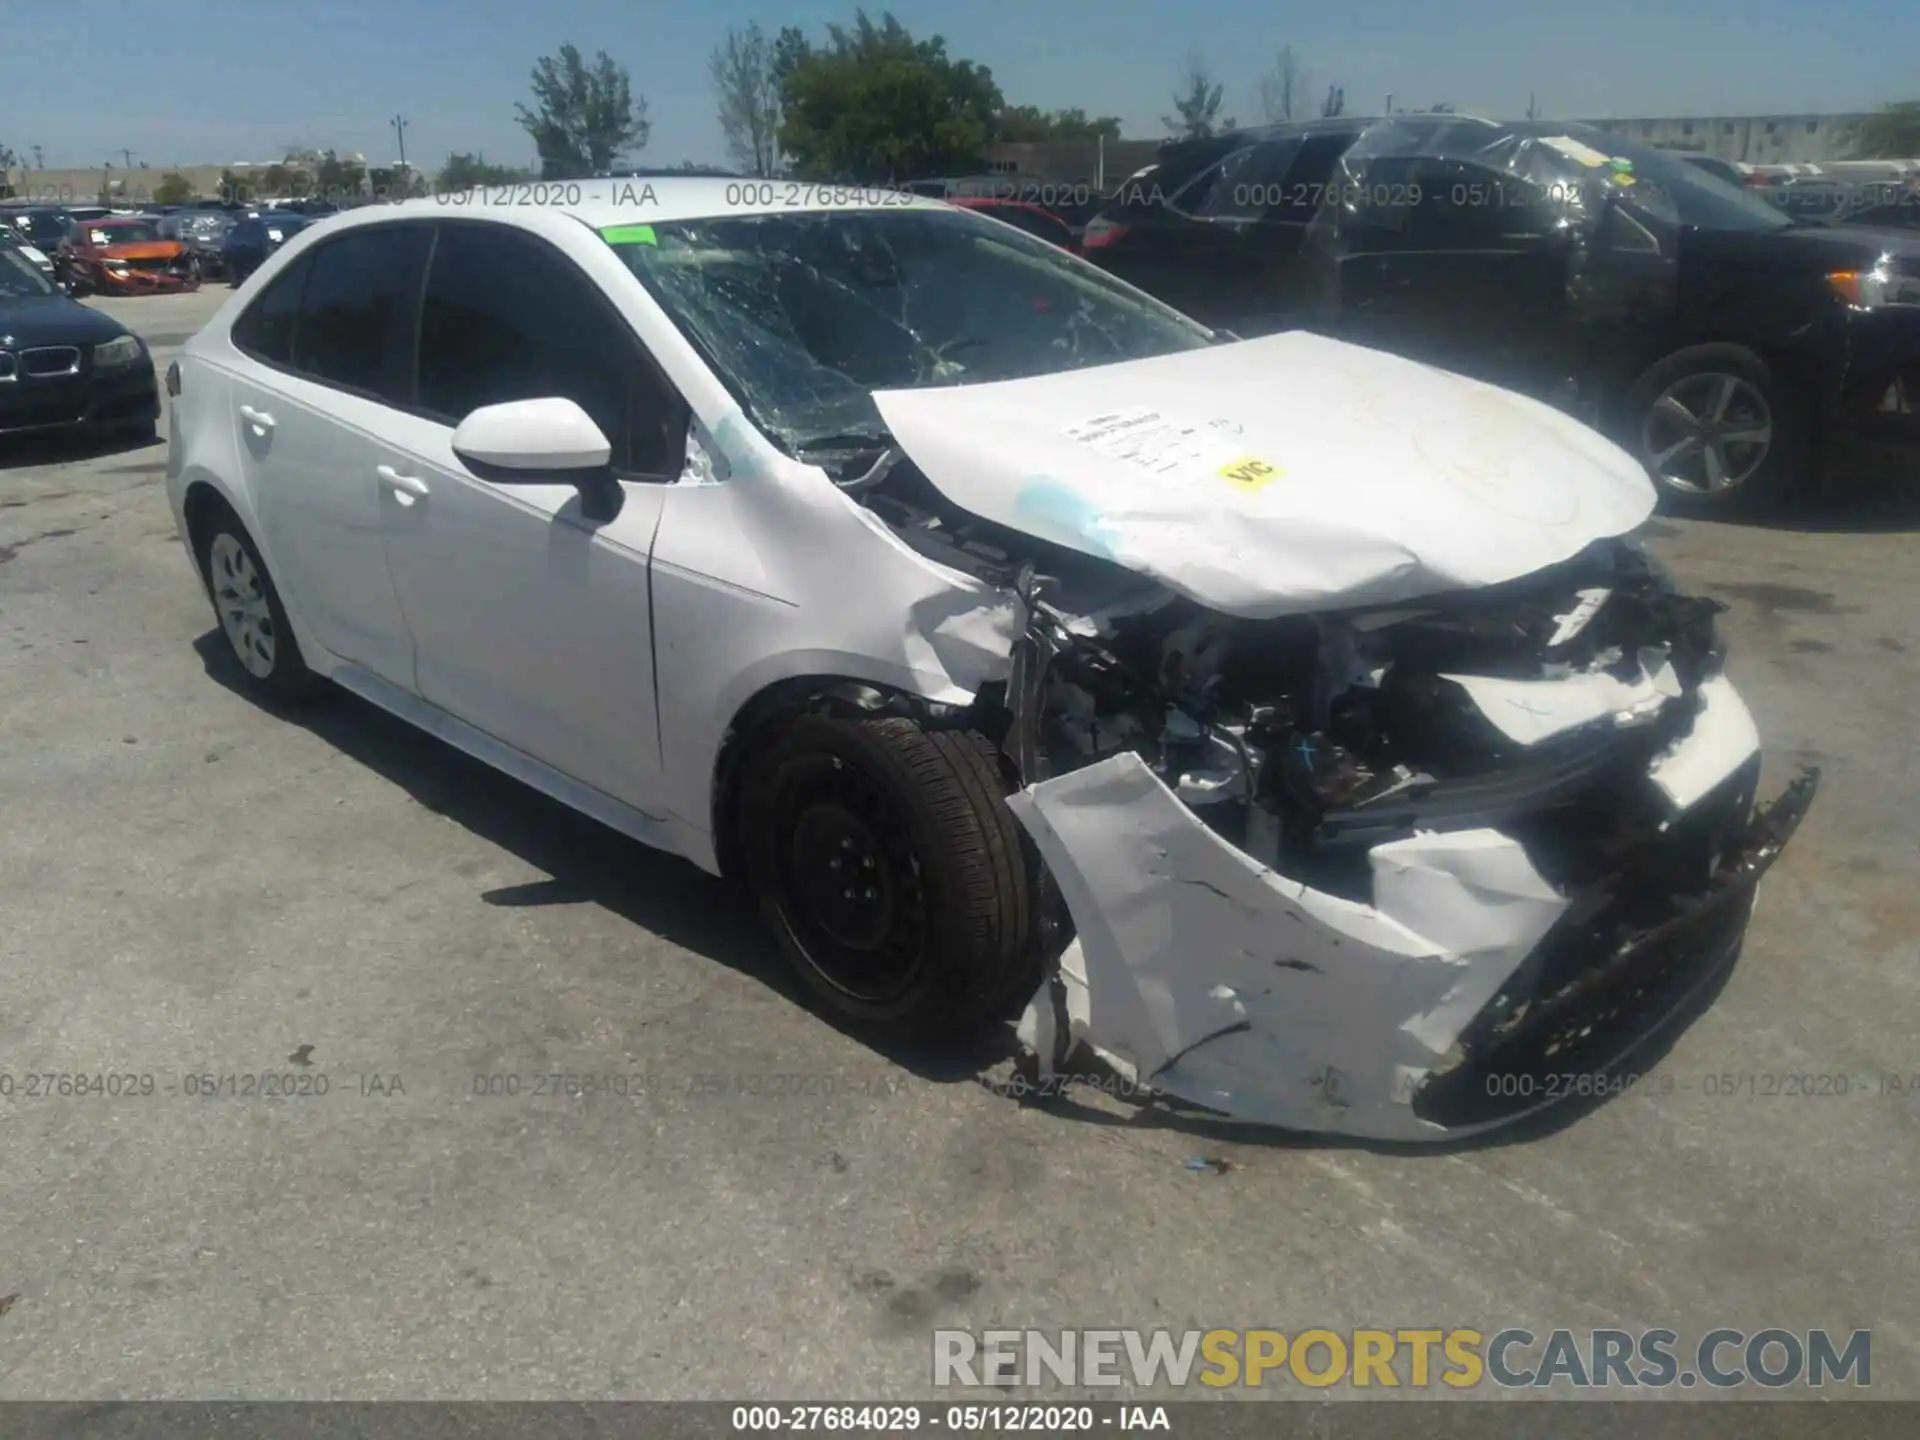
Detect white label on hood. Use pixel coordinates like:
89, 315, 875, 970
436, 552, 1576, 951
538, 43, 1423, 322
1063, 407, 1281, 492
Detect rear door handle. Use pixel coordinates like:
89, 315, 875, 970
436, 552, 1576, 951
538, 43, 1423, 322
238, 404, 275, 433
376, 464, 430, 500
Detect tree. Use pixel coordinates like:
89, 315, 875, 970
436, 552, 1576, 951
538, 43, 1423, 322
710, 22, 782, 177
313, 150, 366, 199
776, 11, 1003, 182
1258, 46, 1306, 123
152, 171, 194, 205
771, 25, 813, 96
1163, 51, 1231, 139
1849, 101, 1920, 159
435, 152, 532, 190
995, 105, 1122, 143
516, 42, 648, 179
218, 168, 250, 202
1320, 83, 1346, 118
0, 142, 17, 199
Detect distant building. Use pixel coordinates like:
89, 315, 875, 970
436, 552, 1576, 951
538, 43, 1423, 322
980, 139, 1167, 188
2, 158, 408, 206
1579, 114, 1872, 164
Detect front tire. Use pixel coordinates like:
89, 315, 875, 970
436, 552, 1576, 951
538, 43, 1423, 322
1621, 344, 1800, 513
740, 714, 1036, 1036
195, 505, 322, 702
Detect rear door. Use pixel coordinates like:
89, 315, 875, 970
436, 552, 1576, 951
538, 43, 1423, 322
227, 224, 432, 684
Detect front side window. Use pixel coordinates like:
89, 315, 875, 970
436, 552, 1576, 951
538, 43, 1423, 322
1176, 139, 1305, 220
415, 223, 683, 474
610, 206, 1213, 459
291, 226, 431, 399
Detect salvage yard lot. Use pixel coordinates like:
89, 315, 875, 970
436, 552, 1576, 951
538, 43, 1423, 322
1, 287, 1917, 1398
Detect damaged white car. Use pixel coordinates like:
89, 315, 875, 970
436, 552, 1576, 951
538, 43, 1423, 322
164, 184, 1817, 1142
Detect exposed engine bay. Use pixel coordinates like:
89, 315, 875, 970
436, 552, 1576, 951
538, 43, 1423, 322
838, 445, 1815, 1138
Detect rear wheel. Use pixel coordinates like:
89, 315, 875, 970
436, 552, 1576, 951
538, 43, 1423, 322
194, 503, 322, 702
1621, 344, 1800, 513
740, 714, 1036, 1036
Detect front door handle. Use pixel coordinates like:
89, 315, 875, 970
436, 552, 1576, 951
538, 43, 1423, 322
238, 404, 275, 433
376, 464, 430, 500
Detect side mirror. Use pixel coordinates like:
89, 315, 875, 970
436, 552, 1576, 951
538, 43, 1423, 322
452, 397, 623, 522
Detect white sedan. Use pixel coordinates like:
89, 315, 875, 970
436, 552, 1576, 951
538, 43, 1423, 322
165, 181, 1815, 1141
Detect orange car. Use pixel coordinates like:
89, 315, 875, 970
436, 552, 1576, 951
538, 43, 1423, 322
60, 216, 203, 295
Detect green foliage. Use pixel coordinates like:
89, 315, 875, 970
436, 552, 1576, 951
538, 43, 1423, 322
1164, 53, 1229, 139
152, 172, 194, 205
776, 10, 1003, 182
516, 42, 648, 179
711, 22, 783, 176
1848, 101, 1920, 159
435, 153, 532, 190
313, 150, 366, 199
996, 105, 1122, 143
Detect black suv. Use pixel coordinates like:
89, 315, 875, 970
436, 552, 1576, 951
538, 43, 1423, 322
1084, 116, 1920, 509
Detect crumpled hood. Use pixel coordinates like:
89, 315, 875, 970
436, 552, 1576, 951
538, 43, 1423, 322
872, 332, 1656, 619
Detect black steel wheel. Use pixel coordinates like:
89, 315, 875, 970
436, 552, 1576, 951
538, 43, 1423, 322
740, 713, 1036, 1035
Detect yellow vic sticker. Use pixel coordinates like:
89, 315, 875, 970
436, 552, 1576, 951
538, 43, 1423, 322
1218, 455, 1282, 491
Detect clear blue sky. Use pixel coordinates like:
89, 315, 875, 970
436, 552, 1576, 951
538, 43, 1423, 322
6, 0, 1915, 170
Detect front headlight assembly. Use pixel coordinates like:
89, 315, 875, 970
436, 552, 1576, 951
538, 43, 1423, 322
1829, 259, 1920, 309
93, 335, 144, 370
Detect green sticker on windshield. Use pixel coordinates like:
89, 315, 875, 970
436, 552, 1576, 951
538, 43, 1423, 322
602, 224, 657, 246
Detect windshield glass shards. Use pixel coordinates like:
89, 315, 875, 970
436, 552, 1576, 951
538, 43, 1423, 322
606, 207, 1213, 458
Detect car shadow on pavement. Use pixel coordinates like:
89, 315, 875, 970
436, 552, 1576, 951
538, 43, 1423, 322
1743, 459, 1920, 534
0, 426, 160, 472
191, 632, 1019, 1088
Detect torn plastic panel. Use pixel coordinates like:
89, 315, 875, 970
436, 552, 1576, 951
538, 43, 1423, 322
1006, 747, 1815, 1142
1007, 753, 1572, 1140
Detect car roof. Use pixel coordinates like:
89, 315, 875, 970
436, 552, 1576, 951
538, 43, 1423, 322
304, 178, 951, 232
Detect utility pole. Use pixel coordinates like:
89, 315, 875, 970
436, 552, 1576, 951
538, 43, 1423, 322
30, 144, 43, 169
121, 148, 136, 170
391, 114, 409, 172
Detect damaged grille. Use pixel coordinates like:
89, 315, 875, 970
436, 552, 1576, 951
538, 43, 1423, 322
1411, 758, 1811, 1130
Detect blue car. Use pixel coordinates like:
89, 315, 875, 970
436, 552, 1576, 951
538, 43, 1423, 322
222, 211, 310, 286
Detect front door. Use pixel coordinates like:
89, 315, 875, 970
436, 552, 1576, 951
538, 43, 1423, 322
373, 221, 688, 813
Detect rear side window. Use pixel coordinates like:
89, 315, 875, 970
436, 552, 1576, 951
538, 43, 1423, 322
231, 254, 309, 367
290, 226, 432, 400
1178, 139, 1305, 220
415, 223, 685, 475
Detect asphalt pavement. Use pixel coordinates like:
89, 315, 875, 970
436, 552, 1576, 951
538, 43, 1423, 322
0, 287, 1916, 1400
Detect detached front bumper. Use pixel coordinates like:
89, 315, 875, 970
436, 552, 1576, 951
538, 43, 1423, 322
1007, 676, 1817, 1143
